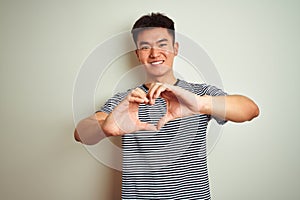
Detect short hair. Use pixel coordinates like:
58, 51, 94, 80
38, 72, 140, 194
131, 12, 175, 45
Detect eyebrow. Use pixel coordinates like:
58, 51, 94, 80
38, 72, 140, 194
157, 38, 168, 43
138, 41, 150, 46
138, 38, 169, 46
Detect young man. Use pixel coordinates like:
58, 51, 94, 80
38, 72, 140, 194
74, 13, 259, 199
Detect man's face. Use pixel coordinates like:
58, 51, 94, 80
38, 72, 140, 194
135, 28, 178, 78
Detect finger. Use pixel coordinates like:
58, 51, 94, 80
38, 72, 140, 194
127, 96, 146, 103
147, 83, 160, 101
153, 85, 167, 99
132, 87, 147, 98
147, 83, 164, 104
160, 89, 177, 102
131, 88, 149, 103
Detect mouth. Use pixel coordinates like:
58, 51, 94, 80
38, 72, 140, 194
149, 60, 164, 66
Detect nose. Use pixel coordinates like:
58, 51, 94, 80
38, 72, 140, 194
149, 47, 160, 58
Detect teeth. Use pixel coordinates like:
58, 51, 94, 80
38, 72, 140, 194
151, 61, 163, 65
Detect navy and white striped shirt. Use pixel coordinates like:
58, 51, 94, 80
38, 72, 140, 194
99, 79, 227, 200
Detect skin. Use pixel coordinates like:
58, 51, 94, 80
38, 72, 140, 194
74, 28, 260, 145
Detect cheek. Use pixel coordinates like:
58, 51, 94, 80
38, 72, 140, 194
163, 51, 175, 61
137, 53, 148, 62
162, 48, 175, 56
140, 56, 149, 63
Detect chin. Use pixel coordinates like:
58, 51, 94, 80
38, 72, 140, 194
146, 70, 171, 79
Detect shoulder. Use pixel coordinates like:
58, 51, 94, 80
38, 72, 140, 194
107, 86, 140, 103
176, 79, 227, 96
98, 85, 143, 113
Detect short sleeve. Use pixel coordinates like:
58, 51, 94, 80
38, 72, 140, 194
195, 83, 228, 125
96, 91, 129, 114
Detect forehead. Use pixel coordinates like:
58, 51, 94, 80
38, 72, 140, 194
136, 27, 173, 43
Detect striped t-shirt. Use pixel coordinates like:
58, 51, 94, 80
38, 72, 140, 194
99, 79, 227, 200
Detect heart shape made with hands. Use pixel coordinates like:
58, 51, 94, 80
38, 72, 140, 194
106, 83, 202, 135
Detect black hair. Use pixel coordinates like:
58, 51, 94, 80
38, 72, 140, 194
131, 12, 175, 45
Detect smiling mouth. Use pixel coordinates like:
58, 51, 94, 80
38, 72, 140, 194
150, 60, 164, 66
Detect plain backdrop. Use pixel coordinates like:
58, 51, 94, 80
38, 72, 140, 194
0, 0, 299, 199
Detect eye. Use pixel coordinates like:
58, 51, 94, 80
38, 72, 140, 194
159, 43, 167, 48
140, 45, 150, 50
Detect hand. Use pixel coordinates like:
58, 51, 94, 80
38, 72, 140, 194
147, 82, 203, 129
102, 88, 157, 136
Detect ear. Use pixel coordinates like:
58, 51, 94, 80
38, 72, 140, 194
173, 42, 179, 56
135, 49, 141, 62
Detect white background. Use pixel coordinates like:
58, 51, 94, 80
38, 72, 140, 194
0, 0, 299, 199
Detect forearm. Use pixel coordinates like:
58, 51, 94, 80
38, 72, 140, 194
74, 115, 108, 145
200, 95, 259, 122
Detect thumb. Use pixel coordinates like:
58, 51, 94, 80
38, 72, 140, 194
157, 115, 171, 130
138, 122, 158, 132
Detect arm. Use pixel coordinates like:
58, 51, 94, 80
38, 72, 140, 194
74, 112, 108, 145
200, 94, 260, 123
74, 88, 156, 145
146, 83, 259, 128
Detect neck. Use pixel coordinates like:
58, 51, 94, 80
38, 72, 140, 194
145, 74, 177, 87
